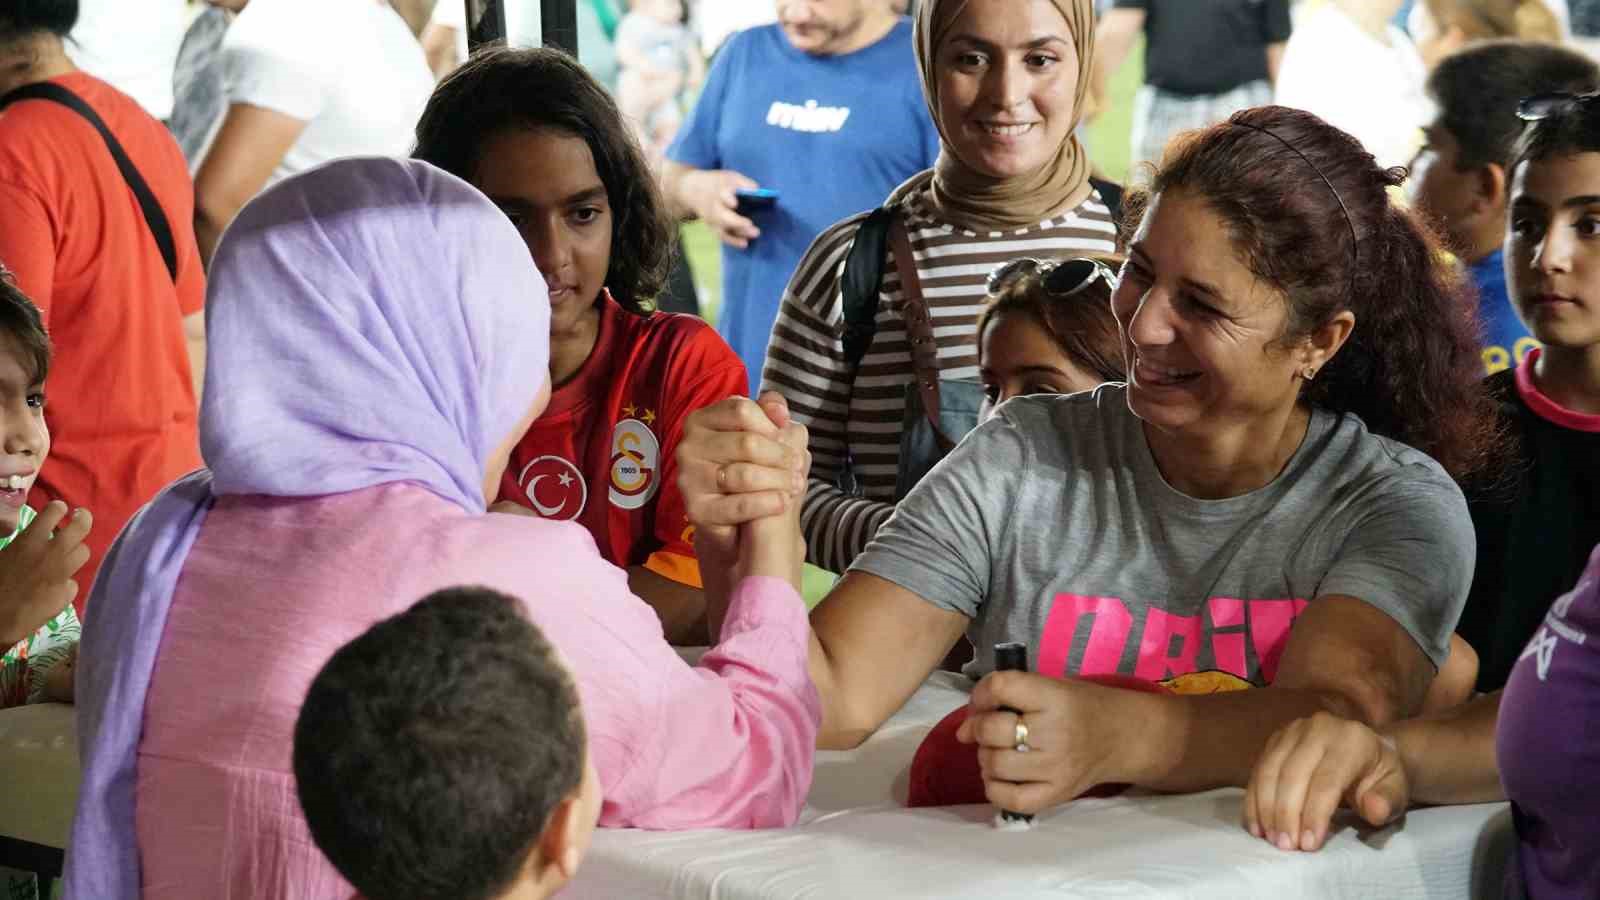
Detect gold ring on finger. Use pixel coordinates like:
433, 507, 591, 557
1014, 717, 1031, 753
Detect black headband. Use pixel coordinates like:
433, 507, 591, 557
1230, 121, 1360, 298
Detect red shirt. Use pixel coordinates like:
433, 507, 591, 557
0, 72, 205, 610
500, 292, 746, 586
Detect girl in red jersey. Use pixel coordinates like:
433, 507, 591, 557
414, 47, 748, 645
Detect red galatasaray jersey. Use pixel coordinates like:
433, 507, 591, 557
500, 292, 747, 586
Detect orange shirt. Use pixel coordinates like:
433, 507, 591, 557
0, 72, 205, 610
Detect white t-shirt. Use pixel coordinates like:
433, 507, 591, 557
66, 0, 189, 120
1275, 4, 1431, 169
221, 0, 435, 188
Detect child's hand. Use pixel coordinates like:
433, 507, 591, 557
0, 501, 92, 647
1244, 712, 1410, 852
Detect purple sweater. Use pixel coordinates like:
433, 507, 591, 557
1497, 543, 1600, 899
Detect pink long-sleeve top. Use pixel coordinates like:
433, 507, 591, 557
136, 483, 820, 898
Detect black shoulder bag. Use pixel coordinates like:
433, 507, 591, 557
0, 82, 179, 283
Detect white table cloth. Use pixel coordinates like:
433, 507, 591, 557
572, 673, 1515, 899
0, 702, 77, 849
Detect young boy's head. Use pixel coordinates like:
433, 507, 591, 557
0, 268, 51, 534
1411, 40, 1600, 263
294, 587, 601, 900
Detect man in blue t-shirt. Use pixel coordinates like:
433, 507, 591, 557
1409, 41, 1599, 374
662, 0, 939, 394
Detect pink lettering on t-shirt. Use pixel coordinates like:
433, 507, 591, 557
1134, 608, 1203, 680
1248, 599, 1309, 683
1038, 594, 1311, 681
1039, 594, 1132, 678
1207, 597, 1250, 679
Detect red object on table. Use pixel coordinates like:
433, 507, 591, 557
905, 674, 1172, 808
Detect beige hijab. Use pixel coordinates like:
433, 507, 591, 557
895, 0, 1096, 232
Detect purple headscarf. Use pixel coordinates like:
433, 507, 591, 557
66, 157, 550, 898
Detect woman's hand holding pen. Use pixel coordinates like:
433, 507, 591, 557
957, 673, 1139, 815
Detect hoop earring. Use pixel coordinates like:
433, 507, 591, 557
1302, 367, 1318, 381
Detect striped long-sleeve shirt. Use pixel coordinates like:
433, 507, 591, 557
761, 185, 1118, 573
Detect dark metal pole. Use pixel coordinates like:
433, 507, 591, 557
465, 0, 507, 52
542, 0, 579, 55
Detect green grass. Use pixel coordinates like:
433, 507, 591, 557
1085, 38, 1145, 186
802, 565, 839, 609
683, 45, 1146, 607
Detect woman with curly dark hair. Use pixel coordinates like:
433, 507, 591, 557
413, 47, 746, 645
675, 103, 1503, 815
1244, 93, 1600, 878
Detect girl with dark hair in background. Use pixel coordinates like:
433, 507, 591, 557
679, 104, 1501, 818
977, 256, 1127, 419
1416, 59, 1600, 695
414, 47, 747, 645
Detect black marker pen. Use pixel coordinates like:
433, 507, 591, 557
993, 641, 1033, 831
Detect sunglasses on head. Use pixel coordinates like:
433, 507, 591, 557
1517, 91, 1600, 122
986, 257, 1117, 299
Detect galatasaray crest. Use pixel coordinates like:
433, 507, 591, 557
609, 414, 660, 510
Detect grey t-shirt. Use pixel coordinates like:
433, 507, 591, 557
853, 385, 1474, 683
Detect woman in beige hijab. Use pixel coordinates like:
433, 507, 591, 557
761, 0, 1117, 577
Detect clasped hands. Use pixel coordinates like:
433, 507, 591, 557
675, 392, 810, 588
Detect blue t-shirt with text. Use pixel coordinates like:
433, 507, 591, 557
1471, 249, 1539, 375
668, 20, 940, 394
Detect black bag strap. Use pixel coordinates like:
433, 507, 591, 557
1089, 174, 1124, 229
834, 205, 895, 496
841, 178, 1124, 372
0, 82, 179, 283
840, 205, 896, 373
831, 178, 1125, 486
